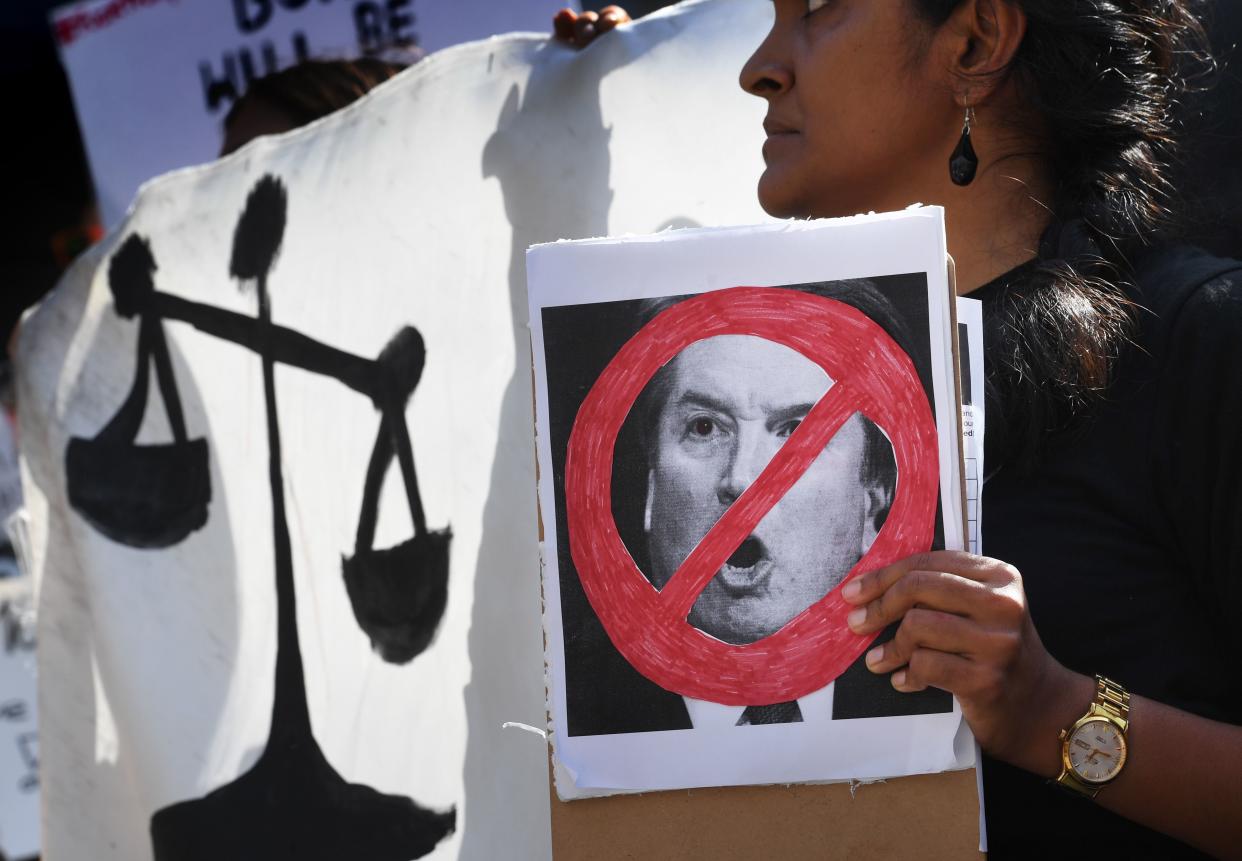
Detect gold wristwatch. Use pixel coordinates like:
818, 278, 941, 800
1055, 675, 1130, 798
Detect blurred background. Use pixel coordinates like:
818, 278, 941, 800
2, 0, 1238, 352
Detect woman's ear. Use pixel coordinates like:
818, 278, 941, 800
936, 0, 1028, 106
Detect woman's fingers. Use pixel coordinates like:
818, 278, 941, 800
573, 11, 600, 46
553, 6, 631, 48
840, 551, 1029, 703
844, 550, 1016, 601
553, 8, 578, 42
866, 608, 983, 671
892, 649, 979, 695
865, 607, 1022, 698
845, 568, 1001, 635
843, 551, 1025, 636
597, 5, 631, 32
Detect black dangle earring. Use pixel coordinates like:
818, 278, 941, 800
949, 107, 978, 187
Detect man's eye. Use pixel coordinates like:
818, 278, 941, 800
689, 417, 717, 437
777, 419, 803, 438
805, 0, 830, 13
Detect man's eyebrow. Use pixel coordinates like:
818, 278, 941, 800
765, 402, 818, 427
670, 390, 735, 415
669, 391, 820, 425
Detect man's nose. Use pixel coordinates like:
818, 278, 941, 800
717, 427, 771, 506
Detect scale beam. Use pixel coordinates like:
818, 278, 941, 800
151, 292, 380, 402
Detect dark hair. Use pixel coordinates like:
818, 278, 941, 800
632, 279, 913, 497
914, 0, 1213, 468
223, 58, 409, 148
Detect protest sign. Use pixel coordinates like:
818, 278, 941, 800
52, 0, 576, 227
528, 211, 974, 797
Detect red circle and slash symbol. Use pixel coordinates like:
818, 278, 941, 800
564, 287, 939, 705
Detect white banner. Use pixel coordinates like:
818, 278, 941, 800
0, 580, 39, 861
20, 2, 770, 858
53, 0, 580, 228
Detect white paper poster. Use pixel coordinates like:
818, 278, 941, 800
527, 211, 976, 797
52, 0, 580, 228
19, 1, 771, 858
956, 297, 985, 556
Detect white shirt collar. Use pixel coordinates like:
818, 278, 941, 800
682, 682, 836, 730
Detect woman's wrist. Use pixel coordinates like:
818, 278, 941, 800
1005, 663, 1095, 779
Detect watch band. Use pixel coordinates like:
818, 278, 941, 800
1055, 675, 1130, 799
1094, 676, 1130, 731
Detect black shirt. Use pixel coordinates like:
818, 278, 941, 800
976, 247, 1242, 858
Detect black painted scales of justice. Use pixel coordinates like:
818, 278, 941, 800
65, 175, 456, 859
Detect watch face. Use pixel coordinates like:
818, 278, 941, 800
1067, 718, 1127, 784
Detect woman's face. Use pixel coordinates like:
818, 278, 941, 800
740, 0, 956, 219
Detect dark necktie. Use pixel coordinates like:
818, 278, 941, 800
737, 700, 803, 726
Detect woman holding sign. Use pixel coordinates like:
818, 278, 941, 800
559, 1, 1242, 857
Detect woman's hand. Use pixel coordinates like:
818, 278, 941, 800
844, 550, 1242, 857
553, 6, 631, 49
842, 550, 1090, 776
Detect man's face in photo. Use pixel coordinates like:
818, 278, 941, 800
644, 334, 890, 646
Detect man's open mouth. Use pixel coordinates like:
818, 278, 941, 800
726, 536, 763, 569
715, 535, 773, 595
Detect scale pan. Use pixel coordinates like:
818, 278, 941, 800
66, 437, 211, 549
342, 529, 451, 665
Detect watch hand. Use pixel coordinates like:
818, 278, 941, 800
1084, 748, 1114, 766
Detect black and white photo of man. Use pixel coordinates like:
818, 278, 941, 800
541, 276, 953, 736
640, 324, 896, 647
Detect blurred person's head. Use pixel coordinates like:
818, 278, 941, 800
220, 57, 411, 156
